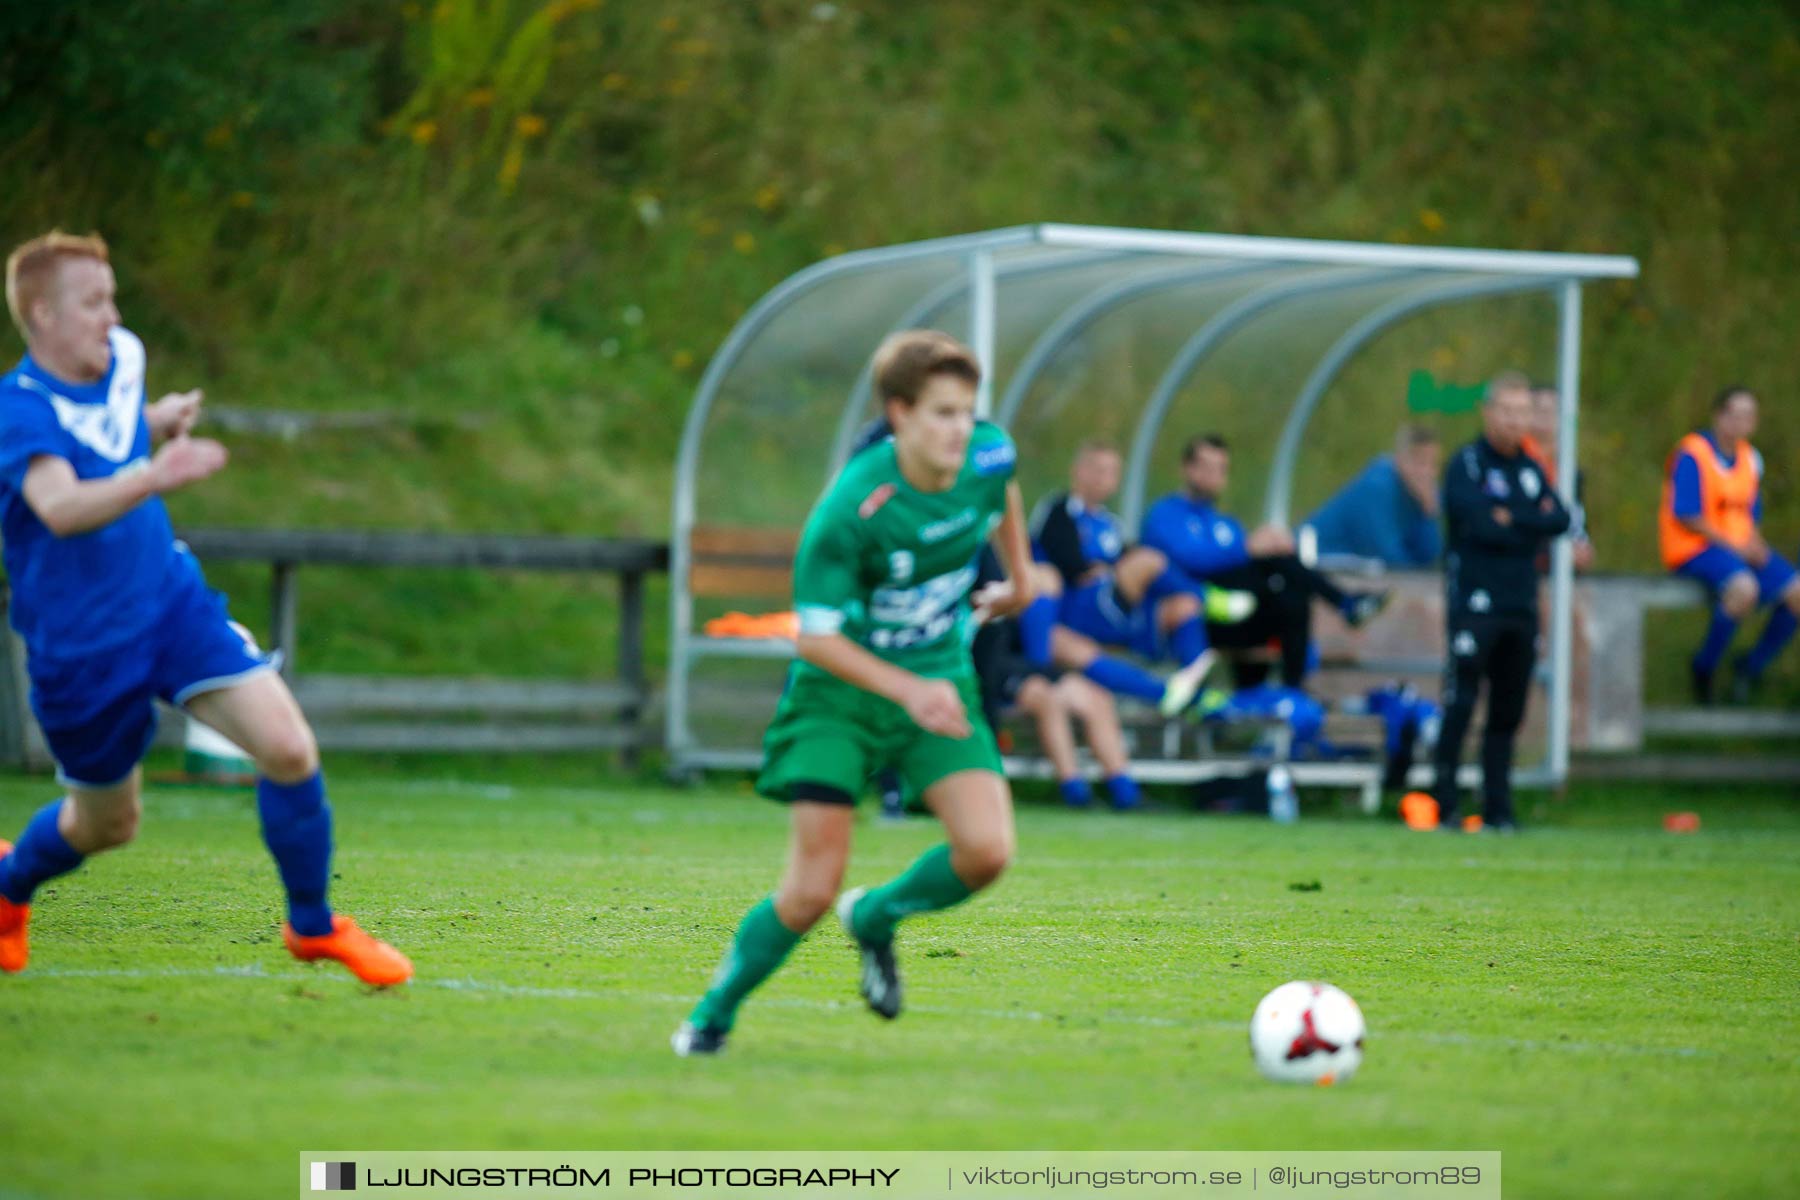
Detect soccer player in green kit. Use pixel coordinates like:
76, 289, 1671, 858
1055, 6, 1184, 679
673, 330, 1037, 1056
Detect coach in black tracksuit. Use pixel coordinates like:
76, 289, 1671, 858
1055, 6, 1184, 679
1433, 374, 1571, 831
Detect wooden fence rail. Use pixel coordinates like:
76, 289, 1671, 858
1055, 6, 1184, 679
0, 529, 670, 767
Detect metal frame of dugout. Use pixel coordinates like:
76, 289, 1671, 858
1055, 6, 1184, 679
667, 224, 1639, 795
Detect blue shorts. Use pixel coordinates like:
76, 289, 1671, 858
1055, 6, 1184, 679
28, 569, 273, 789
1674, 545, 1798, 605
1059, 577, 1165, 660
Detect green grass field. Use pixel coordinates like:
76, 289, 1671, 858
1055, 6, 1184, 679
2, 771, 1796, 1199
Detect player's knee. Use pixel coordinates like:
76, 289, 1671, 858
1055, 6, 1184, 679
780, 878, 840, 929
1159, 592, 1200, 628
1722, 574, 1759, 619
1051, 628, 1099, 669
84, 796, 142, 850
257, 722, 319, 783
1054, 674, 1096, 715
953, 831, 1014, 890
103, 800, 143, 848
1015, 676, 1055, 714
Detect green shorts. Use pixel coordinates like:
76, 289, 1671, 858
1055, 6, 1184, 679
756, 668, 1003, 805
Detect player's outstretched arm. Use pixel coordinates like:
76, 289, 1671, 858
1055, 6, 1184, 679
796, 632, 971, 739
21, 436, 228, 537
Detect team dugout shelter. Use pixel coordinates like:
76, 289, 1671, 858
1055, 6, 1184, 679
667, 225, 1639, 796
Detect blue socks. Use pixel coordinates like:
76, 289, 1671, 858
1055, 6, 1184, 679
1019, 594, 1058, 669
257, 772, 335, 937
1743, 607, 1797, 679
0, 800, 85, 905
1063, 777, 1142, 810
1083, 655, 1166, 703
1694, 606, 1740, 674
1170, 616, 1208, 666
1106, 775, 1142, 811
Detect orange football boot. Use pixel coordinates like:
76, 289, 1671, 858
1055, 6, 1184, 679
283, 914, 412, 986
0, 841, 28, 973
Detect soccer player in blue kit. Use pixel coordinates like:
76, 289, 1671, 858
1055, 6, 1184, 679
0, 231, 410, 985
1030, 442, 1241, 717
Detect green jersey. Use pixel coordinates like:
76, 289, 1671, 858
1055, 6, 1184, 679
791, 420, 1017, 681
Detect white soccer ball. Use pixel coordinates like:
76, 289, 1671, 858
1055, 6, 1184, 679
1249, 981, 1365, 1085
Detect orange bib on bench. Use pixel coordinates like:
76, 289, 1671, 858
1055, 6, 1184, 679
1659, 432, 1760, 568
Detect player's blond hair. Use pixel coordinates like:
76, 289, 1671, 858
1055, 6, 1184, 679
6, 230, 110, 339
870, 330, 981, 408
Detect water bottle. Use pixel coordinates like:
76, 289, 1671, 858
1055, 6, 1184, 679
1267, 764, 1300, 824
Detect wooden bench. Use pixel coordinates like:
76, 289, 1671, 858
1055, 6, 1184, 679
689, 526, 798, 603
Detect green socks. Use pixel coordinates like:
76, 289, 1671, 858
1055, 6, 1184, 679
689, 896, 803, 1032
850, 843, 974, 945
688, 845, 978, 1031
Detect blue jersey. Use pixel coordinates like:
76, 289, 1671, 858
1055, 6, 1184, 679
0, 327, 196, 662
1139, 492, 1251, 580
1030, 490, 1126, 588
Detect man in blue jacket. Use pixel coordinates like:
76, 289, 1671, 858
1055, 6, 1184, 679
1305, 424, 1442, 567
1141, 434, 1386, 688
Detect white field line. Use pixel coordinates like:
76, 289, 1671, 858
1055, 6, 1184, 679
25, 963, 1733, 1063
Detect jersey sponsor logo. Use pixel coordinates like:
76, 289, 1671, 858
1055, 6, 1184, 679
868, 609, 958, 651
869, 562, 977, 634
972, 441, 1015, 477
858, 483, 897, 520
919, 508, 978, 543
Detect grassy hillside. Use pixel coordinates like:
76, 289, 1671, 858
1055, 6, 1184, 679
2, 1, 1797, 697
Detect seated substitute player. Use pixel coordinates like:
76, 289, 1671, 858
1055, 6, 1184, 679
969, 547, 1142, 812
1660, 385, 1799, 704
673, 331, 1037, 1056
1141, 434, 1387, 689
0, 231, 409, 984
1031, 441, 1238, 716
